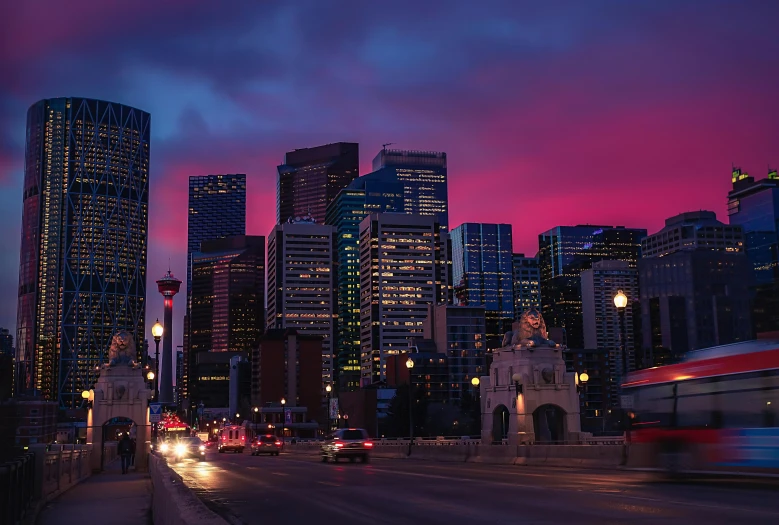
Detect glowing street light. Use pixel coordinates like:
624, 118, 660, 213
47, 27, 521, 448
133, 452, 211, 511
151, 319, 163, 401
471, 377, 480, 387
613, 290, 628, 309
81, 390, 90, 399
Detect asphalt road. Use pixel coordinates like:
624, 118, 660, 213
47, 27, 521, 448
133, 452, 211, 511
168, 449, 779, 525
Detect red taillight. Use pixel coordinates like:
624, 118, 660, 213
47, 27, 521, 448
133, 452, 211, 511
335, 443, 344, 448
364, 442, 373, 448
241, 436, 245, 441
275, 441, 281, 446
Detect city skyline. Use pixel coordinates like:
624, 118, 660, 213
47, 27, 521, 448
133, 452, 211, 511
2, 1, 779, 348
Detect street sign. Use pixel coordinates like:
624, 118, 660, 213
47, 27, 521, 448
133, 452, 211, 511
329, 398, 339, 419
149, 403, 163, 423
284, 408, 292, 424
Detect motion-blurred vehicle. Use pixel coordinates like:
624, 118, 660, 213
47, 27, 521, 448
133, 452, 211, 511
623, 339, 779, 476
170, 436, 206, 462
321, 428, 373, 463
251, 434, 282, 456
218, 425, 246, 453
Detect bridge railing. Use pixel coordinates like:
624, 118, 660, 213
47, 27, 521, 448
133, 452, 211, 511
0, 453, 35, 525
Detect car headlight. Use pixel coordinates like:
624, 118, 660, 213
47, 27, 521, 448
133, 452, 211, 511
160, 443, 169, 453
175, 444, 186, 455
199, 445, 205, 452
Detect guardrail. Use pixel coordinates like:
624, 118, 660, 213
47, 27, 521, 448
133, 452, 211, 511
0, 453, 35, 525
39, 445, 92, 501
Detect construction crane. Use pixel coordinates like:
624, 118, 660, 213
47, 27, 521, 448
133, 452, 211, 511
382, 142, 395, 151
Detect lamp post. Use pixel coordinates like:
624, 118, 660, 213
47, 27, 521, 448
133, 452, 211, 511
253, 406, 259, 436
614, 290, 628, 379
406, 357, 415, 444
325, 384, 332, 433
151, 320, 163, 401
471, 377, 481, 438
578, 371, 589, 432
281, 398, 286, 446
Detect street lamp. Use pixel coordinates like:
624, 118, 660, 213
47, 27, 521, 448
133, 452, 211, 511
253, 406, 259, 432
406, 357, 415, 444
471, 377, 480, 387
281, 398, 286, 445
613, 290, 628, 378
151, 319, 163, 401
146, 371, 155, 393
325, 384, 332, 432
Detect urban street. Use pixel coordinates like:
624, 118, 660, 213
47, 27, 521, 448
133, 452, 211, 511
169, 451, 779, 525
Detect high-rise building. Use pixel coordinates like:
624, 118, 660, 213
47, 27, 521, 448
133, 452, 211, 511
175, 348, 183, 406
324, 182, 404, 391
512, 254, 541, 318
186, 236, 265, 405
727, 167, 779, 334
187, 174, 246, 296
277, 142, 359, 225
538, 225, 645, 349
451, 223, 514, 348
267, 216, 336, 389
359, 213, 451, 385
423, 304, 487, 403
581, 260, 640, 406
640, 211, 752, 359
16, 98, 150, 408
371, 148, 448, 229
0, 328, 12, 357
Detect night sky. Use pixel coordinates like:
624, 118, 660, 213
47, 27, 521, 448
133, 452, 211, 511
2, 1, 778, 350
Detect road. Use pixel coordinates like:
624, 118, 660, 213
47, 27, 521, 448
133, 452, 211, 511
169, 449, 779, 524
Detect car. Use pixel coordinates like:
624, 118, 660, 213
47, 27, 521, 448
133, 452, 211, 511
170, 436, 207, 462
251, 434, 282, 456
321, 428, 373, 463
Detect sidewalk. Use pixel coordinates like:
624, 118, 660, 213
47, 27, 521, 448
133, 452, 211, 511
37, 459, 152, 525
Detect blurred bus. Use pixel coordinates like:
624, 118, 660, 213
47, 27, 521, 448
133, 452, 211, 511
623, 340, 779, 476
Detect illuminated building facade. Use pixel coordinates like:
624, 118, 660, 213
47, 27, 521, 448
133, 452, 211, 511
359, 213, 451, 385
727, 167, 779, 333
538, 226, 645, 349
277, 142, 359, 224
324, 182, 404, 392
512, 254, 541, 318
451, 223, 514, 349
188, 236, 265, 406
16, 98, 149, 408
640, 211, 752, 357
267, 217, 336, 390
371, 148, 448, 229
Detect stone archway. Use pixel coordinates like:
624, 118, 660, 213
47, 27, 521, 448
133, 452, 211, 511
492, 405, 510, 443
102, 417, 136, 470
533, 404, 566, 444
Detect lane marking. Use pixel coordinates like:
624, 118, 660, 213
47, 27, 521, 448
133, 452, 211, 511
271, 471, 289, 476
317, 481, 341, 487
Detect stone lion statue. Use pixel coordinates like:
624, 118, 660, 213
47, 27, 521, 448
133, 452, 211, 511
108, 330, 137, 366
502, 308, 556, 348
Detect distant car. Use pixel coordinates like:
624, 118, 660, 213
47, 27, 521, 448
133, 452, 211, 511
170, 437, 206, 462
251, 434, 282, 456
321, 428, 373, 463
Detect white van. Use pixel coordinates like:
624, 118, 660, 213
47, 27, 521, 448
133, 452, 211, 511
218, 425, 246, 453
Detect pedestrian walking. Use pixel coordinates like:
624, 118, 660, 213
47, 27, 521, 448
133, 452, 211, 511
130, 437, 136, 466
119, 434, 132, 474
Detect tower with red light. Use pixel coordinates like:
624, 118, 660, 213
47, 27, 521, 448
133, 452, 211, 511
157, 270, 181, 404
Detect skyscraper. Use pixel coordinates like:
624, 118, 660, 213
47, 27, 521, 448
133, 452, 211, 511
267, 216, 336, 389
186, 236, 265, 404
538, 225, 645, 349
359, 213, 451, 385
451, 223, 514, 348
15, 98, 150, 408
640, 211, 752, 358
727, 167, 779, 334
187, 175, 247, 297
276, 142, 359, 224
512, 254, 541, 318
581, 260, 640, 406
324, 182, 404, 391
371, 148, 448, 229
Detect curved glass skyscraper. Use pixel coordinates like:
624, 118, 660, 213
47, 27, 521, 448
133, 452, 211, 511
16, 98, 150, 408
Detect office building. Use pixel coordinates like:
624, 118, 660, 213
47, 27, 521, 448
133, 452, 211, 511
16, 98, 150, 408
451, 223, 514, 348
192, 351, 242, 409
277, 142, 359, 225
512, 254, 541, 318
267, 216, 336, 389
640, 211, 752, 358
175, 348, 183, 406
187, 174, 246, 295
423, 304, 487, 403
359, 213, 451, 385
371, 148, 448, 229
581, 260, 640, 406
0, 328, 12, 357
250, 329, 324, 427
325, 182, 404, 392
564, 348, 610, 433
728, 167, 779, 333
538, 225, 646, 349
387, 350, 450, 404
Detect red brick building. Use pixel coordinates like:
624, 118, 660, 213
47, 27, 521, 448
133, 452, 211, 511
0, 397, 58, 447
